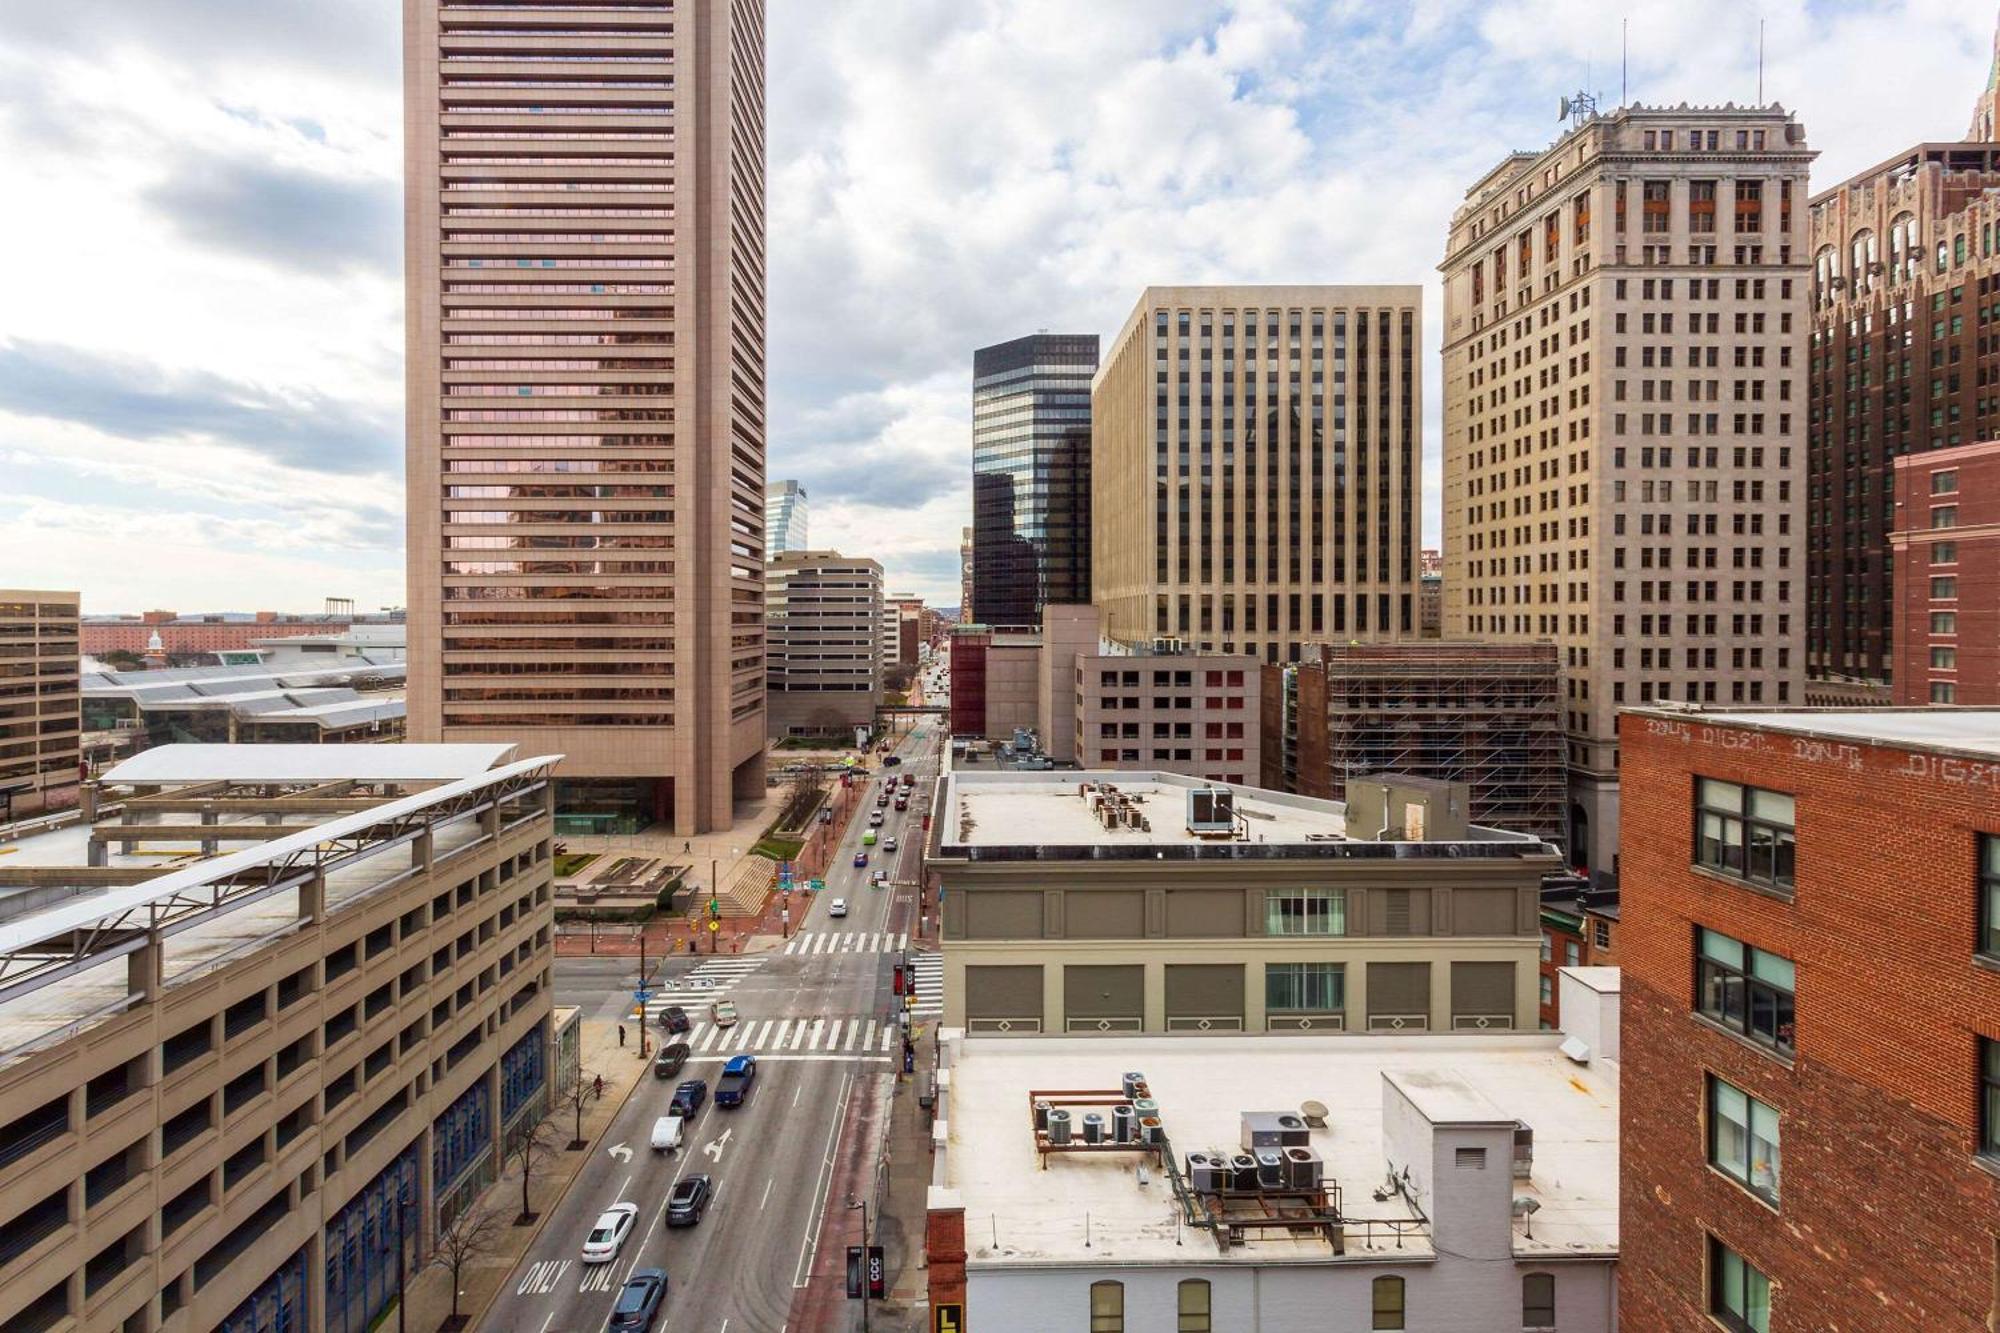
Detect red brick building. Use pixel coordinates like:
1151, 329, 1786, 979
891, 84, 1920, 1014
1618, 707, 2000, 1333
1891, 439, 2000, 705
1538, 878, 1618, 1028
82, 610, 353, 657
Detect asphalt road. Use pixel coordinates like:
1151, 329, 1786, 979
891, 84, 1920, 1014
477, 720, 942, 1333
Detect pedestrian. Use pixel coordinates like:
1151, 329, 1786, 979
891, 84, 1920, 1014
594, 1073, 604, 1100
618, 1023, 626, 1048
683, 839, 691, 853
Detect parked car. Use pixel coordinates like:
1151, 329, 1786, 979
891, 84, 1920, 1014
583, 1203, 640, 1261
659, 1005, 689, 1034
649, 1114, 684, 1155
653, 1041, 690, 1079
853, 850, 868, 867
710, 999, 738, 1028
670, 1079, 707, 1117
665, 1173, 713, 1227
829, 897, 848, 918
607, 1270, 668, 1331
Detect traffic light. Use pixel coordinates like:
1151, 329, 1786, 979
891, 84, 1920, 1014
708, 897, 719, 919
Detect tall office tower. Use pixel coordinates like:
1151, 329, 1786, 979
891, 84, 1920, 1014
1805, 75, 2000, 695
0, 590, 79, 819
1441, 106, 1812, 877
764, 551, 882, 740
1092, 286, 1422, 665
404, 0, 768, 834
970, 333, 1098, 627
765, 479, 808, 557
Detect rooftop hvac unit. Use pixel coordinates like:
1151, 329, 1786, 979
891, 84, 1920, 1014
1254, 1149, 1285, 1189
1228, 1153, 1258, 1191
1241, 1112, 1310, 1151
1112, 1104, 1137, 1142
1513, 1123, 1535, 1180
1186, 1152, 1224, 1194
1034, 1100, 1052, 1132
1121, 1072, 1148, 1099
1082, 1113, 1105, 1145
1283, 1146, 1324, 1190
1187, 785, 1236, 833
1047, 1109, 1072, 1145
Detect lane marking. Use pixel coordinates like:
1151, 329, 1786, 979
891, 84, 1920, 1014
760, 1176, 774, 1211
615, 1171, 633, 1202
792, 1069, 855, 1288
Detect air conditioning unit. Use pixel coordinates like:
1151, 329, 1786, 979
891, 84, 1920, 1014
1283, 1146, 1324, 1190
1185, 1152, 1223, 1193
1512, 1123, 1535, 1179
1254, 1148, 1285, 1189
1241, 1111, 1310, 1151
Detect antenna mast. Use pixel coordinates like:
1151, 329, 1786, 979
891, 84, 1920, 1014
1757, 18, 1766, 103
1621, 18, 1629, 105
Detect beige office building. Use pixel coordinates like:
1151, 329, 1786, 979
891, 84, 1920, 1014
1440, 104, 1812, 875
1092, 286, 1423, 665
0, 590, 80, 820
930, 770, 1558, 1035
765, 551, 882, 739
403, 0, 768, 834
0, 744, 559, 1333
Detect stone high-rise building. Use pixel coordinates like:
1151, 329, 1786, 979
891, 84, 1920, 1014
403, 0, 768, 833
1804, 39, 2000, 692
0, 590, 80, 818
765, 551, 881, 739
1441, 105, 1812, 877
1092, 286, 1422, 665
970, 333, 1098, 627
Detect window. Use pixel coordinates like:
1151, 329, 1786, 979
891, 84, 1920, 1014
1177, 1278, 1212, 1332
1981, 837, 2000, 961
1709, 1237, 1772, 1332
1981, 1038, 1999, 1161
1267, 963, 1344, 1013
1594, 919, 1612, 950
1934, 576, 1959, 598
1539, 974, 1553, 1005
1090, 1280, 1124, 1332
1934, 682, 1960, 704
1694, 778, 1795, 891
1932, 505, 1959, 529
1266, 888, 1346, 935
1696, 928, 1796, 1057
1932, 647, 1958, 670
1933, 469, 1960, 494
1522, 1272, 1556, 1327
1372, 1275, 1406, 1330
1708, 1076, 1781, 1203
1932, 542, 1957, 564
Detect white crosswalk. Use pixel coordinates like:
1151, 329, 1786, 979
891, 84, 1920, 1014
642, 957, 764, 1023
667, 1015, 900, 1056
781, 930, 910, 956
908, 950, 943, 1018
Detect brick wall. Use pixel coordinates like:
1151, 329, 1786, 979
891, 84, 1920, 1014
1891, 440, 2000, 706
1618, 712, 2000, 1332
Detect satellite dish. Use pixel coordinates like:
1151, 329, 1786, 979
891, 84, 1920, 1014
1558, 96, 1571, 121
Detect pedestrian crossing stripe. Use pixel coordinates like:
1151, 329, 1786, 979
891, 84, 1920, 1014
781, 931, 910, 956
666, 1017, 902, 1054
641, 958, 766, 1017
908, 950, 944, 1016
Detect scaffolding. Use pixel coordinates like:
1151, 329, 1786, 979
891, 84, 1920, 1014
1301, 642, 1566, 847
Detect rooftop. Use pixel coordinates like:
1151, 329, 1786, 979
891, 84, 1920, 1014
1626, 706, 2000, 763
100, 743, 514, 784
937, 769, 1551, 860
940, 1030, 1618, 1267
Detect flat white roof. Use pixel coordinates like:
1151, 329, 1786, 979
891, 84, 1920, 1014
1699, 708, 2000, 759
101, 742, 516, 784
944, 1033, 1618, 1267
947, 771, 1347, 848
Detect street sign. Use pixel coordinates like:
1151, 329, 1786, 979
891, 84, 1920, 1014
867, 1244, 886, 1299
933, 1303, 963, 1333
707, 920, 720, 932
845, 1247, 863, 1299
634, 989, 652, 1003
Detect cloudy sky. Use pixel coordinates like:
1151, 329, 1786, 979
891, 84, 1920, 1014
0, 0, 1992, 611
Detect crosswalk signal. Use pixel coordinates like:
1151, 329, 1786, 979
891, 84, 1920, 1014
708, 898, 719, 919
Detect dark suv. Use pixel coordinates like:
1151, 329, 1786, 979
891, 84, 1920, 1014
607, 1269, 667, 1330
665, 1174, 712, 1227
659, 1005, 689, 1034
670, 1079, 707, 1117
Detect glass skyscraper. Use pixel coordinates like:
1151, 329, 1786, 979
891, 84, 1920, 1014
970, 333, 1099, 626
765, 479, 809, 558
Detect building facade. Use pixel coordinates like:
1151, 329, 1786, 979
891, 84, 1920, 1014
971, 333, 1098, 627
1264, 643, 1566, 848
1891, 438, 2000, 704
1806, 128, 2000, 689
764, 479, 808, 558
945, 624, 1040, 743
928, 769, 1559, 1036
1441, 104, 1813, 878
81, 612, 367, 660
1093, 286, 1423, 665
403, 0, 768, 833
1617, 708, 2000, 1333
1073, 652, 1259, 785
0, 744, 558, 1333
765, 551, 882, 739
0, 590, 80, 820
1536, 877, 1618, 1028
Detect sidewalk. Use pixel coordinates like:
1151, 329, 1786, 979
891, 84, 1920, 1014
395, 1017, 650, 1332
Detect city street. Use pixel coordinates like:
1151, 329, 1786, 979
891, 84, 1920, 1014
475, 717, 942, 1333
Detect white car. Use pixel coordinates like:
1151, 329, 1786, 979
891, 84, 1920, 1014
829, 897, 848, 918
883, 835, 898, 852
582, 1202, 639, 1263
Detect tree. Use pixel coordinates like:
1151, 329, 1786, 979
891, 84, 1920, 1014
428, 1201, 503, 1330
559, 1069, 599, 1150
98, 649, 143, 671
776, 770, 829, 832
509, 1116, 559, 1225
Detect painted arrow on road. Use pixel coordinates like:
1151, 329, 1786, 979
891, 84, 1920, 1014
702, 1127, 733, 1162
607, 1142, 632, 1162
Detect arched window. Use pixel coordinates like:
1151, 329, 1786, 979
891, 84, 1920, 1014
1089, 1279, 1124, 1333
1889, 211, 1917, 279
1523, 1272, 1558, 1327
1955, 232, 1969, 265
1371, 1275, 1407, 1330
1177, 1278, 1212, 1332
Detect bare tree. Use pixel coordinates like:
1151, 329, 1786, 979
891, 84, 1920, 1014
776, 771, 829, 831
428, 1201, 504, 1330
509, 1116, 559, 1225
558, 1068, 599, 1150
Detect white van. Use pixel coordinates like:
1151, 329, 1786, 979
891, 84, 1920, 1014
651, 1113, 685, 1154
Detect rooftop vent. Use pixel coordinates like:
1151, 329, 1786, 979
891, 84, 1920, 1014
1187, 786, 1235, 834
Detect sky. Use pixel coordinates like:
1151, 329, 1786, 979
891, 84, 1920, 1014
0, 0, 1992, 612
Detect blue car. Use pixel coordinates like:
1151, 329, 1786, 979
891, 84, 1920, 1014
607, 1268, 667, 1331
853, 849, 868, 867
